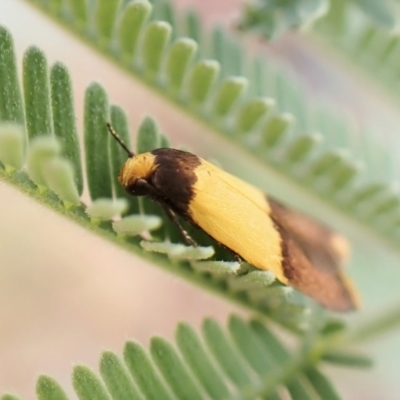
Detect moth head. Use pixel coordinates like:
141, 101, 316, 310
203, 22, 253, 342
119, 153, 156, 195
106, 122, 156, 196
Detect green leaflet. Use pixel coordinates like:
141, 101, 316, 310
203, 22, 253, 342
2, 2, 400, 399
3, 315, 361, 400
0, 26, 314, 331
238, 0, 397, 40
19, 0, 400, 251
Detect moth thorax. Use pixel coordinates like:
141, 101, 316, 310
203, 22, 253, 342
118, 153, 156, 188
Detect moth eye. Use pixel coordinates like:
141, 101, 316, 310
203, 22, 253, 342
127, 179, 150, 196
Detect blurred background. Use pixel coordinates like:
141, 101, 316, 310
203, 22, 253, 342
1, 1, 400, 399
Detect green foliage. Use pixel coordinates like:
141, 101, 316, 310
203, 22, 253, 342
50, 62, 83, 194
1, 0, 400, 398
36, 376, 69, 400
0, 123, 25, 172
0, 24, 314, 332
23, 46, 53, 139
84, 83, 112, 200
1, 316, 374, 400
17, 0, 400, 250
0, 27, 24, 124
237, 0, 400, 39
238, 0, 330, 40
315, 0, 400, 103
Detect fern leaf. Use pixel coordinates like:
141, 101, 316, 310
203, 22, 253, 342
0, 25, 314, 332
19, 0, 400, 252
4, 315, 368, 400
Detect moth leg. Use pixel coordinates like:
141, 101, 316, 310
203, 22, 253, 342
136, 178, 198, 247
233, 253, 242, 264
162, 205, 198, 247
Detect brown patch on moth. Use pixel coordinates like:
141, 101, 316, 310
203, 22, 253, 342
268, 198, 358, 311
150, 148, 202, 215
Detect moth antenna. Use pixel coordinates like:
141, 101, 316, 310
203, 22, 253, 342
106, 122, 134, 157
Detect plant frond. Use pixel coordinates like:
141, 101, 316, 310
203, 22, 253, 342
19, 0, 400, 254
2, 315, 371, 400
0, 25, 316, 331
1, 2, 400, 399
237, 0, 399, 40
315, 0, 400, 103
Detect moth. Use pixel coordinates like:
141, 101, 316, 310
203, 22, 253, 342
108, 123, 359, 311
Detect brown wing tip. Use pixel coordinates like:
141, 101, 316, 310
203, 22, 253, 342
340, 273, 361, 311
330, 234, 351, 263
320, 271, 361, 312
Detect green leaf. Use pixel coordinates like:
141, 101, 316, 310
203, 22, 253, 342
166, 38, 198, 92
86, 198, 128, 221
352, 0, 396, 30
228, 315, 274, 376
212, 76, 248, 119
191, 260, 241, 275
142, 21, 172, 77
202, 318, 253, 390
153, 1, 177, 38
0, 123, 25, 171
262, 113, 293, 148
113, 215, 162, 235
249, 319, 289, 365
184, 9, 202, 50
305, 367, 342, 400
67, 0, 89, 31
140, 241, 214, 260
286, 378, 314, 400
42, 157, 80, 207
350, 182, 388, 206
23, 46, 53, 139
1, 395, 23, 400
187, 60, 220, 105
100, 351, 145, 400
236, 97, 274, 133
124, 341, 175, 400
72, 366, 111, 400
238, 0, 329, 40
18, 2, 400, 251
0, 26, 24, 124
36, 376, 69, 400
150, 336, 204, 400
175, 323, 232, 399
307, 150, 347, 178
84, 82, 112, 200
95, 0, 120, 45
284, 134, 321, 165
368, 192, 400, 219
3, 2, 400, 398
50, 62, 83, 194
328, 159, 361, 192
117, 0, 152, 64
320, 319, 347, 336
136, 116, 160, 153
48, 0, 63, 16
228, 270, 275, 292
322, 351, 373, 368
26, 136, 61, 188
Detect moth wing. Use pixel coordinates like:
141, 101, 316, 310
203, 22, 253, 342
268, 199, 349, 268
189, 162, 286, 282
190, 161, 359, 311
269, 199, 359, 311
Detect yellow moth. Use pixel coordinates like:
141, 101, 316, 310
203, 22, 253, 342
108, 123, 359, 311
